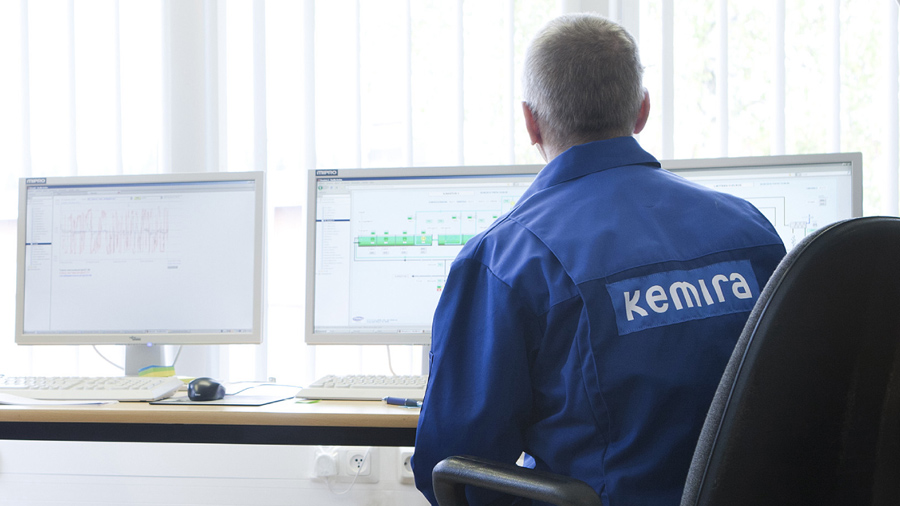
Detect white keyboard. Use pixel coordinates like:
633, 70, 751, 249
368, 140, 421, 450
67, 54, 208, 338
0, 376, 183, 402
296, 374, 428, 401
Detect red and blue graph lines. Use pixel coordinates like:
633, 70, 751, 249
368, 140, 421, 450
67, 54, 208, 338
57, 206, 170, 256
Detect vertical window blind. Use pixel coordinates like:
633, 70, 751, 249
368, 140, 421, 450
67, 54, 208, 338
639, 0, 899, 214
0, 0, 897, 384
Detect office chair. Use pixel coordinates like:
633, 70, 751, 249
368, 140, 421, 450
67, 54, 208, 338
432, 216, 900, 506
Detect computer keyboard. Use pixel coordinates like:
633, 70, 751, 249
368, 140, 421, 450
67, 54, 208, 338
0, 375, 184, 402
295, 374, 428, 401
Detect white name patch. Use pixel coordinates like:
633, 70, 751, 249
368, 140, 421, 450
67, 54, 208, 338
605, 260, 759, 335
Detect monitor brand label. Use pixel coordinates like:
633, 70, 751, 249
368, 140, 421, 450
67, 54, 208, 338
25, 178, 47, 184
316, 170, 339, 176
606, 260, 759, 335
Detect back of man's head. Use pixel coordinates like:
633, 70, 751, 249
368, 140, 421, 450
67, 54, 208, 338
523, 13, 644, 152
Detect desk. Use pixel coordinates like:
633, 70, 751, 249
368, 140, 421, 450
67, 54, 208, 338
0, 399, 419, 446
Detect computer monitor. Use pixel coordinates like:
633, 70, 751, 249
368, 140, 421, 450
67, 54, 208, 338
663, 152, 862, 249
15, 171, 266, 375
306, 166, 541, 345
305, 152, 861, 347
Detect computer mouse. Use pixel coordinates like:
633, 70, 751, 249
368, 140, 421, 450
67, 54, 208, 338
187, 377, 226, 401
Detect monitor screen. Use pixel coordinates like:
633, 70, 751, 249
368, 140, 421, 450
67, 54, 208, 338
306, 153, 861, 346
15, 172, 266, 361
663, 152, 862, 250
306, 166, 540, 345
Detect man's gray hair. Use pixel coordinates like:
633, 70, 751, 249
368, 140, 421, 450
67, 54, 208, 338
523, 13, 645, 150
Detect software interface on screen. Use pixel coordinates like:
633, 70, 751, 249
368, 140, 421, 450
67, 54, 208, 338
18, 175, 262, 344
307, 154, 860, 345
307, 168, 539, 344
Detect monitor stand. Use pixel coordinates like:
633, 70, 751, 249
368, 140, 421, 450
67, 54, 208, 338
123, 344, 166, 376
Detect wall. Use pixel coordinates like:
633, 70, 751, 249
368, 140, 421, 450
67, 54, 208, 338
0, 441, 428, 505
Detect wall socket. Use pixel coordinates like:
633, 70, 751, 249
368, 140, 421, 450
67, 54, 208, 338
313, 447, 380, 484
399, 449, 415, 484
346, 449, 372, 475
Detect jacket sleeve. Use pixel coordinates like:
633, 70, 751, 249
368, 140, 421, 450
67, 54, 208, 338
413, 256, 539, 505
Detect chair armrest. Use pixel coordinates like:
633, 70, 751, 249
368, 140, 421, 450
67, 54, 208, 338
432, 455, 603, 506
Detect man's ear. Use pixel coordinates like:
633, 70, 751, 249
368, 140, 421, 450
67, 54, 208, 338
523, 102, 542, 146
633, 89, 650, 135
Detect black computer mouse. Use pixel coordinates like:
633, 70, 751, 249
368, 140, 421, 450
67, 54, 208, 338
187, 377, 226, 401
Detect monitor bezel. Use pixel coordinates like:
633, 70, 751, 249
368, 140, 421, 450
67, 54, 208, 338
304, 165, 543, 346
15, 171, 267, 347
661, 152, 863, 218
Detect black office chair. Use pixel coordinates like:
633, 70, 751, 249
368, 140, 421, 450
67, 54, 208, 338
432, 216, 900, 506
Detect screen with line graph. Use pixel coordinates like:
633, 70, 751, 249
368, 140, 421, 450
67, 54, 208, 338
15, 171, 265, 351
305, 165, 541, 345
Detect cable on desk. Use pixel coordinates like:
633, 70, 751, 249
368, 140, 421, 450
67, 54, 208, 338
226, 382, 303, 396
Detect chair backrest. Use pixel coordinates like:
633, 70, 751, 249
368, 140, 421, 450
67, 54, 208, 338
682, 216, 900, 506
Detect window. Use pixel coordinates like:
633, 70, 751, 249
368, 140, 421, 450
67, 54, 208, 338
639, 0, 900, 215
0, 0, 897, 384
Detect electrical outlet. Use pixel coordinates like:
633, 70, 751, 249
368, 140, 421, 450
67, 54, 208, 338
399, 448, 415, 484
336, 446, 379, 484
347, 450, 371, 475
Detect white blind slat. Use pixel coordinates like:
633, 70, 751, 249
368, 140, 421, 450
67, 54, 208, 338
887, 0, 899, 214
773, 0, 786, 155
253, 0, 266, 173
113, 0, 123, 175
67, 0, 76, 175
661, 0, 674, 159
404, 0, 412, 166
456, 0, 464, 164
20, 0, 31, 177
717, 0, 728, 157
828, 0, 841, 152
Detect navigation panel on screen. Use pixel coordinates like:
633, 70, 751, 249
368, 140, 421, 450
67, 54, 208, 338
16, 172, 265, 346
306, 166, 540, 345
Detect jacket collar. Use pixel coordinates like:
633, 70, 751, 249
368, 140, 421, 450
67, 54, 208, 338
522, 136, 660, 200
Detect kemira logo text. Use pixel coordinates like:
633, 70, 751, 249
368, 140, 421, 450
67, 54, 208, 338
606, 260, 759, 335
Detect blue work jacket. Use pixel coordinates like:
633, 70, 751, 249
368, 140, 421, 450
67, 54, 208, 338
413, 137, 786, 506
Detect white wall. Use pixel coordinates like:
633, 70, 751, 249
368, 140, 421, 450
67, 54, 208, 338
0, 441, 428, 505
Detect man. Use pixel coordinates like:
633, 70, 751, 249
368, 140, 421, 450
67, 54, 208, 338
413, 13, 786, 506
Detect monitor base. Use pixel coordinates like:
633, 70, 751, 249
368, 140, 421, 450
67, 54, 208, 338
124, 344, 166, 376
